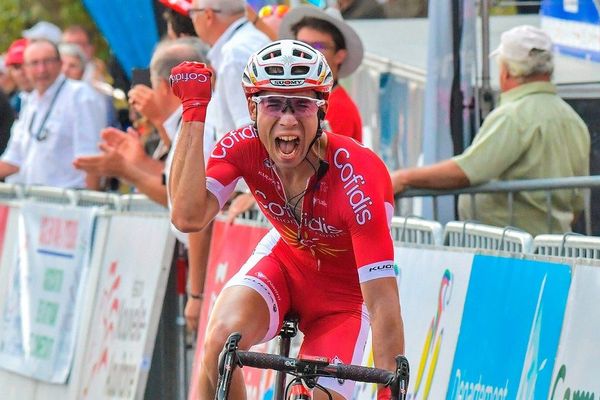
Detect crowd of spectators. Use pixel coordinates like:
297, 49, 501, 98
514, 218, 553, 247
0, 0, 591, 331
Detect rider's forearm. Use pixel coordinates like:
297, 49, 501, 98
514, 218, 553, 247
364, 279, 405, 372
371, 309, 405, 373
169, 121, 210, 231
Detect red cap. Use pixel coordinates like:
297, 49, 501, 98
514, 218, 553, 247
5, 38, 28, 66
159, 0, 192, 16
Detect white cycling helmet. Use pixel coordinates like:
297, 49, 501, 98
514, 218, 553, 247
242, 39, 334, 99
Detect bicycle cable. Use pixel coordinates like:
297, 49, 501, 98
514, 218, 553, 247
284, 377, 333, 400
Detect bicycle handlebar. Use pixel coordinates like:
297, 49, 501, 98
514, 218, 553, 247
237, 351, 396, 385
216, 332, 409, 400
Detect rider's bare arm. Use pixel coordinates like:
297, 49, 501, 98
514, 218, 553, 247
169, 121, 220, 232
362, 277, 405, 373
168, 62, 220, 232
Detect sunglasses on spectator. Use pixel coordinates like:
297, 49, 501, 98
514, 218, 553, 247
303, 41, 337, 52
252, 95, 325, 118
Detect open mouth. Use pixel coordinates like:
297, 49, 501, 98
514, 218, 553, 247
275, 136, 300, 157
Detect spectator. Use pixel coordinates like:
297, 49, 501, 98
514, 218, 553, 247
390, 25, 590, 236
62, 25, 111, 84
59, 43, 87, 80
162, 7, 197, 39
0, 56, 17, 97
337, 0, 385, 19
0, 39, 106, 188
59, 42, 119, 129
4, 38, 33, 117
22, 21, 62, 44
280, 5, 364, 142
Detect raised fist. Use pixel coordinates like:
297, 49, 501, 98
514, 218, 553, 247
170, 61, 212, 122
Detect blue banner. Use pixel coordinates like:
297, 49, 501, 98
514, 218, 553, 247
82, 0, 160, 79
541, 0, 599, 23
447, 255, 571, 400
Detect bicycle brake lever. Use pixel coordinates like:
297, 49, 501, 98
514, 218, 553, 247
225, 332, 242, 351
218, 332, 242, 375
392, 355, 410, 399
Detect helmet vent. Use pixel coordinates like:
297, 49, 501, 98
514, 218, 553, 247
292, 49, 313, 60
291, 66, 309, 75
262, 50, 282, 60
265, 65, 284, 75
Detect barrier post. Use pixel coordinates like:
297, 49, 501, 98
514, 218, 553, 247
175, 242, 189, 400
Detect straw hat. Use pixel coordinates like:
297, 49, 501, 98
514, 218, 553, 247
279, 6, 364, 78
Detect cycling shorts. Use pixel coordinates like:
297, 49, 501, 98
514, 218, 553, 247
225, 229, 371, 399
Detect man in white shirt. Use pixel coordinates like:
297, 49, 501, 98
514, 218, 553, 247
0, 39, 105, 188
189, 0, 269, 142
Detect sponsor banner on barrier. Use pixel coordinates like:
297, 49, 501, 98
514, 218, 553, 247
548, 262, 600, 400
0, 202, 97, 383
78, 215, 173, 399
355, 247, 473, 400
447, 255, 571, 400
189, 220, 271, 400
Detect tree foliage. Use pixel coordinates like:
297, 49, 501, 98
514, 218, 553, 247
0, 0, 108, 60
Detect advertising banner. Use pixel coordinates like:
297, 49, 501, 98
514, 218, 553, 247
188, 220, 270, 400
541, 0, 600, 62
78, 215, 174, 399
0, 202, 97, 383
447, 255, 571, 400
547, 262, 600, 400
355, 247, 474, 400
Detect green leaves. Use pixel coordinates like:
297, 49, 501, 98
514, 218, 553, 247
0, 0, 107, 61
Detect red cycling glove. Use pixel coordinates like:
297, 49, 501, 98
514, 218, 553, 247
377, 386, 392, 400
170, 61, 212, 122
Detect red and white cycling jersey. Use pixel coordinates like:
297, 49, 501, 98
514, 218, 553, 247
206, 125, 396, 286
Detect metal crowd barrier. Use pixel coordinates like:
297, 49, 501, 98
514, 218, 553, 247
443, 221, 534, 253
398, 176, 600, 235
232, 205, 270, 228
390, 216, 443, 246
0, 183, 169, 213
534, 233, 600, 259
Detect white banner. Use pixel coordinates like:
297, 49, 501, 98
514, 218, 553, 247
0, 202, 97, 382
547, 262, 600, 400
354, 247, 473, 400
78, 214, 174, 399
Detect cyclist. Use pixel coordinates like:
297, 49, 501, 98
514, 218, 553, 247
169, 40, 405, 400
